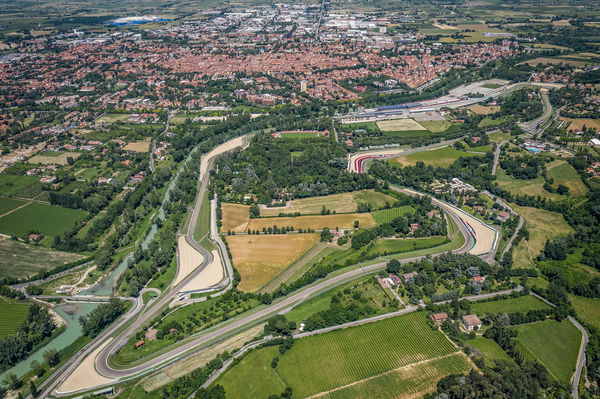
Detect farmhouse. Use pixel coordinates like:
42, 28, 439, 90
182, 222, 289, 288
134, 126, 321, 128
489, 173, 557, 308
402, 271, 418, 283
145, 329, 158, 341
429, 312, 449, 323
134, 340, 145, 349
462, 314, 482, 331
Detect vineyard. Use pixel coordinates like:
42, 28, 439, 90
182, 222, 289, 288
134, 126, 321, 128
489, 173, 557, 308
218, 312, 470, 398
371, 206, 415, 224
0, 300, 30, 338
0, 202, 87, 238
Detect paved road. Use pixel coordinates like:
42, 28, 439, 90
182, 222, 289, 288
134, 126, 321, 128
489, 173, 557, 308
521, 93, 552, 136
491, 139, 507, 176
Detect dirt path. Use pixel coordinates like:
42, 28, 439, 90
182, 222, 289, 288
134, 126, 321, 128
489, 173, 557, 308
0, 201, 31, 218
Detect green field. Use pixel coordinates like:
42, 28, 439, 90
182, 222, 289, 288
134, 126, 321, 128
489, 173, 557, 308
513, 320, 581, 384
569, 295, 600, 331
496, 168, 565, 201
371, 205, 415, 224
418, 120, 453, 133
538, 249, 600, 291
0, 237, 85, 279
280, 132, 322, 139
479, 116, 511, 128
467, 337, 514, 366
0, 196, 27, 215
364, 236, 449, 258
0, 299, 30, 338
471, 295, 550, 315
487, 130, 512, 143
546, 160, 588, 197
217, 312, 472, 398
0, 202, 87, 238
394, 147, 481, 168
0, 174, 40, 197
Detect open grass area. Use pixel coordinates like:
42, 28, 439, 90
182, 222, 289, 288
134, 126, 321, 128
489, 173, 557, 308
467, 337, 514, 366
537, 249, 600, 291
0, 174, 40, 197
123, 141, 151, 152
0, 299, 30, 338
469, 104, 501, 115
29, 152, 81, 165
226, 233, 320, 292
220, 203, 250, 233
546, 160, 588, 197
364, 236, 449, 258
560, 117, 600, 132
471, 295, 550, 315
371, 205, 415, 224
0, 196, 27, 215
487, 130, 512, 143
0, 236, 85, 279
260, 190, 397, 217
418, 120, 452, 133
393, 147, 481, 168
569, 295, 600, 331
217, 312, 471, 398
495, 168, 565, 201
247, 213, 376, 232
479, 116, 511, 128
511, 204, 573, 268
376, 118, 426, 132
0, 202, 87, 238
513, 319, 581, 384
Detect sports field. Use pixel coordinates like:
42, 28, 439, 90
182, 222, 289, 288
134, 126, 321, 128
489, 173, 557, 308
393, 147, 480, 168
0, 237, 85, 279
546, 160, 588, 196
260, 190, 397, 217
513, 319, 581, 384
376, 118, 426, 132
221, 203, 250, 233
0, 202, 87, 238
247, 213, 376, 232
225, 233, 320, 292
511, 204, 573, 268
471, 295, 550, 315
217, 312, 472, 398
0, 299, 30, 338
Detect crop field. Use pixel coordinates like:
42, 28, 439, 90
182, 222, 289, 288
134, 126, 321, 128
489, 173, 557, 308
469, 104, 501, 115
523, 57, 589, 67
29, 151, 81, 165
467, 337, 514, 366
560, 117, 600, 132
376, 118, 426, 132
0, 197, 27, 215
513, 320, 581, 384
471, 295, 550, 315
0, 202, 87, 238
546, 160, 588, 196
511, 204, 573, 268
568, 294, 600, 331
217, 312, 472, 398
393, 147, 480, 168
123, 141, 151, 152
260, 190, 397, 217
0, 174, 40, 197
0, 300, 30, 338
371, 205, 415, 224
247, 213, 376, 232
364, 236, 449, 258
225, 233, 320, 292
418, 120, 452, 132
279, 132, 322, 139
0, 237, 85, 279
221, 203, 250, 233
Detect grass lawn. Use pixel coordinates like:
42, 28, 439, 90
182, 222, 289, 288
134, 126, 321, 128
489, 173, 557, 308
418, 120, 453, 133
513, 319, 581, 384
364, 236, 449, 258
0, 299, 29, 338
511, 204, 573, 268
467, 337, 514, 366
376, 118, 426, 132
471, 295, 550, 315
487, 130, 512, 143
568, 295, 600, 331
546, 160, 588, 197
0, 236, 85, 279
0, 197, 27, 215
479, 116, 511, 128
0, 174, 40, 197
393, 147, 481, 168
217, 312, 472, 398
226, 233, 320, 292
0, 202, 87, 238
537, 249, 600, 290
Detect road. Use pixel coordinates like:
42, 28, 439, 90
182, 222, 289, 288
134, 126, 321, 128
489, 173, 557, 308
491, 138, 507, 176
521, 92, 552, 136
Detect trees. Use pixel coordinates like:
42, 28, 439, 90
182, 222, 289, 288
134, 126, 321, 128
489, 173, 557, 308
79, 298, 126, 337
44, 349, 60, 367
264, 315, 296, 336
